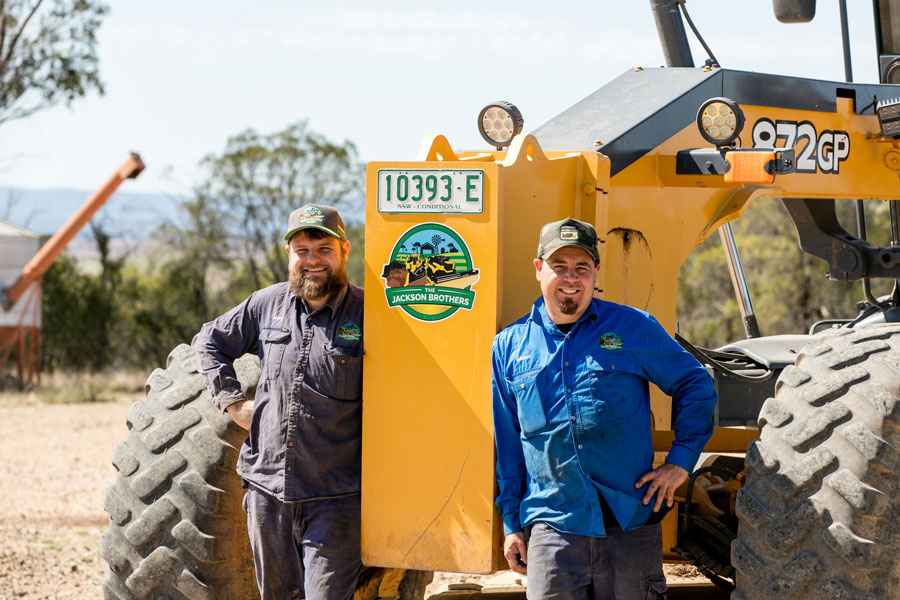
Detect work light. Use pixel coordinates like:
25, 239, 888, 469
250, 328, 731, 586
697, 98, 745, 147
885, 59, 900, 84
477, 101, 524, 149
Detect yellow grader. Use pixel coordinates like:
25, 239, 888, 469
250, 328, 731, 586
96, 1, 900, 599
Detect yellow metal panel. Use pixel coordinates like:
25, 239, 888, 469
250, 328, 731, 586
361, 136, 608, 573
652, 427, 758, 454
738, 99, 900, 200
362, 159, 500, 573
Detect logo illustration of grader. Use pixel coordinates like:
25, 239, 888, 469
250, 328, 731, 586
383, 253, 478, 288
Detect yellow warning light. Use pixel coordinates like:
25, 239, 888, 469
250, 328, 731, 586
724, 150, 776, 184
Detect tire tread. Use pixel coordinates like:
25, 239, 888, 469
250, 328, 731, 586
733, 325, 900, 599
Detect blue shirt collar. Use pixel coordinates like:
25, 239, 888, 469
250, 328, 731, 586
530, 295, 600, 335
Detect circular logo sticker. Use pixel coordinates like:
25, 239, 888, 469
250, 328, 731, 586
381, 223, 480, 322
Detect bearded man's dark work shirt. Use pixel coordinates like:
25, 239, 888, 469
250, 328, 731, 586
196, 282, 364, 501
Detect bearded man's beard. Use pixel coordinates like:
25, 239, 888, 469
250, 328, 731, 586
289, 255, 348, 301
557, 299, 578, 315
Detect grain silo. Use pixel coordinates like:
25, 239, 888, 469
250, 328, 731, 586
0, 218, 41, 383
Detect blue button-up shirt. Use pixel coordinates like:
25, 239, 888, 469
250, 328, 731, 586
492, 296, 716, 538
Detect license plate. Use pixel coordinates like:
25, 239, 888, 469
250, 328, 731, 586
376, 169, 484, 214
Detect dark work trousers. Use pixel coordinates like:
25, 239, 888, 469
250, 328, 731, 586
243, 485, 362, 600
526, 521, 668, 600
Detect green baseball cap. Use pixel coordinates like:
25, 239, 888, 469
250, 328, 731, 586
537, 217, 599, 264
284, 203, 346, 241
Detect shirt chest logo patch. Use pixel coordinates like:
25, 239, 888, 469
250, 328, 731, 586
599, 332, 623, 350
337, 322, 361, 342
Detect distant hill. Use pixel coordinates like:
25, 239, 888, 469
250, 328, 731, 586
0, 187, 364, 241
0, 187, 184, 238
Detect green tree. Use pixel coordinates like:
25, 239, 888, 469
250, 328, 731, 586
40, 222, 123, 371
677, 197, 888, 349
37, 122, 365, 371
153, 193, 232, 318
0, 0, 106, 125
345, 223, 365, 287
112, 258, 231, 368
196, 121, 363, 289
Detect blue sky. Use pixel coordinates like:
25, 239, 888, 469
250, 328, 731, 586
0, 1, 884, 196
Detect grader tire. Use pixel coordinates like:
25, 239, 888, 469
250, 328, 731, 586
99, 341, 432, 600
99, 342, 261, 600
732, 325, 900, 600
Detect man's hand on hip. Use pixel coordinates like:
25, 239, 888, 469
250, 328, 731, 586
635, 463, 689, 512
225, 400, 254, 430
503, 532, 528, 575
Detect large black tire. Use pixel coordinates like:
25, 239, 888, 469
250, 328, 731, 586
732, 325, 900, 599
99, 341, 432, 600
99, 342, 261, 600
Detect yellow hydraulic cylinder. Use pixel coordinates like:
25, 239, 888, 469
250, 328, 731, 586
361, 135, 608, 573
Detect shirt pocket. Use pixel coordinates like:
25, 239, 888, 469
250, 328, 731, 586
323, 343, 362, 401
507, 369, 547, 435
585, 354, 644, 419
259, 328, 291, 380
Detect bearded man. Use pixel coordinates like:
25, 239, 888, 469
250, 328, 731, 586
196, 203, 363, 600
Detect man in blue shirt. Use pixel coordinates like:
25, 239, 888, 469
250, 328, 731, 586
492, 218, 717, 600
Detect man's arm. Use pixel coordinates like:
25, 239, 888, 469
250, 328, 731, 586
491, 337, 528, 572
635, 315, 717, 510
196, 294, 261, 420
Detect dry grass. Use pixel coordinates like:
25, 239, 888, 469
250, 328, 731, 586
0, 368, 147, 406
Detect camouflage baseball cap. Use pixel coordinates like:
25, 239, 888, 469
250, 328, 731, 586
284, 204, 346, 241
537, 217, 599, 264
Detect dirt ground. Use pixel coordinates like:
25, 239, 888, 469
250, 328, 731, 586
0, 398, 131, 599
0, 397, 707, 599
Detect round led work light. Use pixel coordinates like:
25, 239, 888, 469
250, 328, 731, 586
885, 58, 900, 84
477, 101, 524, 149
696, 97, 745, 147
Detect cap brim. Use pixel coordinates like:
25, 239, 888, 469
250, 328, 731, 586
284, 224, 344, 241
540, 240, 599, 263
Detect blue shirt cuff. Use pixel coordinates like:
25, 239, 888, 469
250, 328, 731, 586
502, 516, 522, 537
664, 445, 697, 474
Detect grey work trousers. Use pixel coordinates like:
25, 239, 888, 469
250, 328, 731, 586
243, 485, 362, 600
526, 521, 667, 600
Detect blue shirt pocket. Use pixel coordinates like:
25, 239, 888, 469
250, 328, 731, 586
508, 368, 546, 435
585, 354, 643, 419
259, 328, 291, 380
